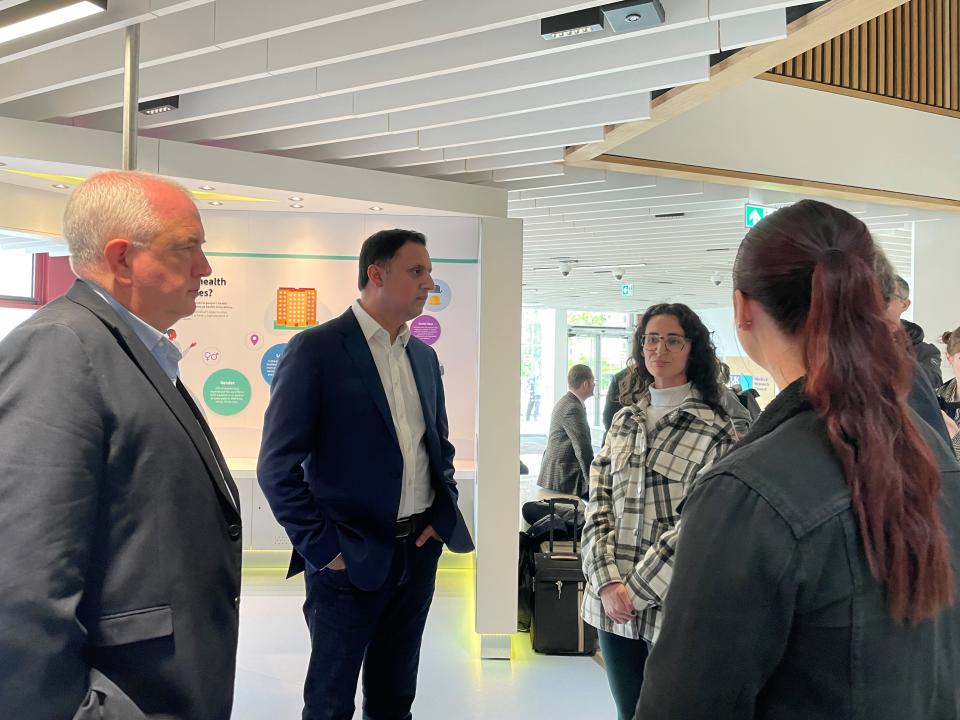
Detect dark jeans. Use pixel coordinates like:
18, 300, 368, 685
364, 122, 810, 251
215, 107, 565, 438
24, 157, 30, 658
302, 537, 444, 720
597, 629, 650, 720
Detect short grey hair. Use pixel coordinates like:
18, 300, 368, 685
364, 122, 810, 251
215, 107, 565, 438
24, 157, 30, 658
873, 249, 897, 304
63, 170, 191, 274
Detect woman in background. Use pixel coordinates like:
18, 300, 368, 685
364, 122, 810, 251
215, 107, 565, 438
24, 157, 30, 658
938, 326, 960, 457
581, 303, 736, 720
637, 200, 960, 720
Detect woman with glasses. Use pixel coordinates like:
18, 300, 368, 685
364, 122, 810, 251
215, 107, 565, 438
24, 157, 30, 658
581, 303, 736, 720
636, 200, 960, 720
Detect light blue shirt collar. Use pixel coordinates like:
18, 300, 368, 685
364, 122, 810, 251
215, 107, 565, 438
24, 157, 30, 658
83, 279, 182, 384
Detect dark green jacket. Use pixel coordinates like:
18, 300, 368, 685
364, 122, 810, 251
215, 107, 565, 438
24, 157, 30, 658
638, 380, 960, 720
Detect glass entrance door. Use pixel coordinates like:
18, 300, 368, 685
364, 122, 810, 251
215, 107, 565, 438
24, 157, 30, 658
568, 328, 632, 428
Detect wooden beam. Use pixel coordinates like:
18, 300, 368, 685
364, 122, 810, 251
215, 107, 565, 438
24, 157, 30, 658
568, 154, 960, 212
565, 0, 912, 162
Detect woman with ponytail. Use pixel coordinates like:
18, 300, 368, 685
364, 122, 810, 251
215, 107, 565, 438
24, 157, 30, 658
636, 200, 960, 720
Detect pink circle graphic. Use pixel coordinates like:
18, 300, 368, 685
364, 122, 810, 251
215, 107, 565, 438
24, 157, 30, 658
410, 315, 441, 346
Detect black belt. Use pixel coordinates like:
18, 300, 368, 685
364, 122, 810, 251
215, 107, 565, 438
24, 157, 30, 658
395, 511, 429, 539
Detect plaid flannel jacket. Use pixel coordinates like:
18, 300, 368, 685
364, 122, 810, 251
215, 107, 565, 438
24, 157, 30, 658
581, 390, 735, 642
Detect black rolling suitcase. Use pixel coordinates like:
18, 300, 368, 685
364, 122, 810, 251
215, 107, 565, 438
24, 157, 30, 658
530, 498, 597, 655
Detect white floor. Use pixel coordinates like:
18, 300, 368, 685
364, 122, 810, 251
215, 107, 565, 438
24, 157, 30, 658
233, 567, 615, 719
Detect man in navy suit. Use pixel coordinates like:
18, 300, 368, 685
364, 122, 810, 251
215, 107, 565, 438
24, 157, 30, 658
257, 228, 473, 720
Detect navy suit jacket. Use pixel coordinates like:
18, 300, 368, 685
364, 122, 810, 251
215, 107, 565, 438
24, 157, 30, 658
257, 307, 473, 591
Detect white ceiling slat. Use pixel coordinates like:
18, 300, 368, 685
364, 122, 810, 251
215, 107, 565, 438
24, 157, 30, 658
275, 132, 421, 161
493, 164, 567, 182
569, 212, 744, 229
419, 93, 652, 148
146, 95, 356, 141
267, 1, 612, 73
394, 160, 468, 177
0, 0, 716, 121
524, 219, 745, 237
142, 70, 320, 128
433, 171, 496, 184
387, 59, 709, 133
718, 8, 786, 51
0, 0, 156, 65
0, 4, 217, 104
354, 23, 719, 115
148, 57, 705, 144
77, 69, 321, 132
4, 42, 272, 119
531, 179, 707, 209
708, 0, 809, 22
465, 148, 566, 172
540, 198, 749, 223
151, 0, 217, 13
214, 0, 426, 47
517, 171, 662, 200
489, 168, 607, 192
516, 196, 749, 221
442, 128, 604, 161
339, 149, 445, 169
523, 229, 748, 244
217, 116, 391, 151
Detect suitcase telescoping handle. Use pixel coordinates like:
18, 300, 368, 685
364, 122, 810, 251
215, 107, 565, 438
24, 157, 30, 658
546, 498, 581, 554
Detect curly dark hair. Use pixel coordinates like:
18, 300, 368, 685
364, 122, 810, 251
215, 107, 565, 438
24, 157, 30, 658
619, 303, 725, 414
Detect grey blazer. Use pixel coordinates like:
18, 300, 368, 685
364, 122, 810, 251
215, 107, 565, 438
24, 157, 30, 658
537, 391, 594, 496
0, 281, 242, 720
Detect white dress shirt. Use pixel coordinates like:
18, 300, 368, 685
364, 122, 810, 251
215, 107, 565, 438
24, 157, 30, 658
352, 300, 434, 519
84, 279, 182, 385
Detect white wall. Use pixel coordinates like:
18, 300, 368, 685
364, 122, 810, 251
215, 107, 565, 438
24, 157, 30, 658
612, 79, 960, 202
474, 217, 522, 657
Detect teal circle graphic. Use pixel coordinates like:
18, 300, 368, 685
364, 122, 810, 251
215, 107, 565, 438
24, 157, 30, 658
203, 369, 252, 416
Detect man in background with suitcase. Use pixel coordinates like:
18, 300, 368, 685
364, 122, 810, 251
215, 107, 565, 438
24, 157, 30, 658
537, 364, 596, 499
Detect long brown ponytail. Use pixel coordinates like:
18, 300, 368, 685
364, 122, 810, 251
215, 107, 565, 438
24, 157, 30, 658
733, 199, 953, 623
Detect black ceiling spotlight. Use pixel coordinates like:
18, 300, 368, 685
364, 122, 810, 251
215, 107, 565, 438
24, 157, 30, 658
138, 95, 180, 115
540, 7, 604, 40
541, 1, 665, 41
602, 0, 665, 32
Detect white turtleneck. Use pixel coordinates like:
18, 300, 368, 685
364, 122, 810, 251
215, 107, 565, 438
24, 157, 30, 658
645, 382, 692, 434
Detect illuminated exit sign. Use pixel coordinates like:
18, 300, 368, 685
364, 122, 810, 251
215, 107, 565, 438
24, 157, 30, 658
744, 203, 777, 228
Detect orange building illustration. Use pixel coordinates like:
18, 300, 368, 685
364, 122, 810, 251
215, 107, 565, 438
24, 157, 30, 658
276, 287, 317, 328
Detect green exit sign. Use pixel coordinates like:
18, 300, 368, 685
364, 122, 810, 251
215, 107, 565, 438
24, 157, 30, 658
744, 203, 776, 228
620, 283, 633, 297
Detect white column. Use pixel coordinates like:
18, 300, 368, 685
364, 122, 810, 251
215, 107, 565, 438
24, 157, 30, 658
554, 310, 568, 405
912, 216, 960, 380
475, 216, 523, 659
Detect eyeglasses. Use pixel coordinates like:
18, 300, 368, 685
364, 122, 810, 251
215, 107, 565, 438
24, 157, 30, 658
640, 334, 688, 352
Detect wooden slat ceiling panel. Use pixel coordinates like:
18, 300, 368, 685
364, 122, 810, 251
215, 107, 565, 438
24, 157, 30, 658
766, 0, 960, 115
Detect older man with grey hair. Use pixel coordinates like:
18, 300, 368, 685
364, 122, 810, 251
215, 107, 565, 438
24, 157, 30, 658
0, 171, 242, 720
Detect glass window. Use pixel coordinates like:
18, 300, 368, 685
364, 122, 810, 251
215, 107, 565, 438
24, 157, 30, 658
0, 250, 35, 300
520, 308, 556, 433
0, 307, 36, 342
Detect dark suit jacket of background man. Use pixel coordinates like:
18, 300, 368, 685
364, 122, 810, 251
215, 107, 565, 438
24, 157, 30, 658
537, 390, 594, 497
0, 281, 242, 720
257, 307, 473, 591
